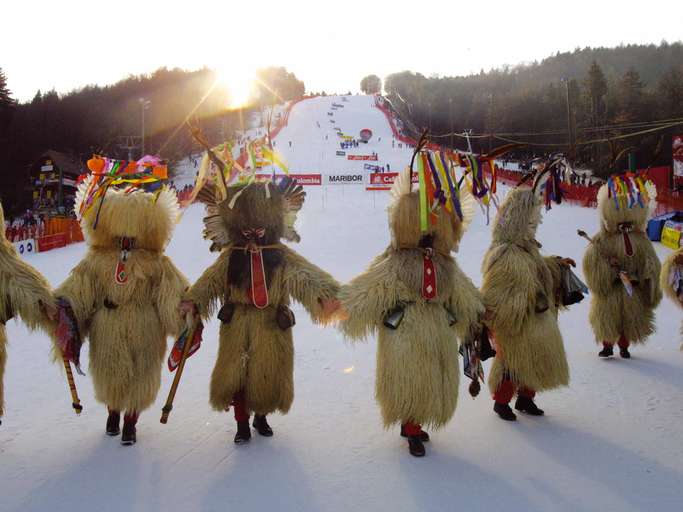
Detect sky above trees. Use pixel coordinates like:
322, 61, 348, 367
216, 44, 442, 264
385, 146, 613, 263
3, 0, 682, 102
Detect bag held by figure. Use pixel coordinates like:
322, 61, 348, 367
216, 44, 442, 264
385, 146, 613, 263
459, 327, 496, 397
561, 267, 589, 306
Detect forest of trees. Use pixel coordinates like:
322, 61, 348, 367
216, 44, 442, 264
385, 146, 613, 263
0, 66, 305, 213
383, 43, 683, 177
1, 43, 682, 213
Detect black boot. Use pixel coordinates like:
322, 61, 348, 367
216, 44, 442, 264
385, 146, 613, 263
121, 414, 137, 446
619, 347, 631, 359
599, 344, 614, 358
252, 414, 273, 437
234, 420, 252, 444
106, 410, 121, 436
493, 402, 517, 421
514, 396, 544, 416
400, 425, 430, 442
407, 437, 426, 457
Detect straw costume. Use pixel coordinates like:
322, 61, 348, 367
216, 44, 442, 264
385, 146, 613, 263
55, 156, 188, 445
481, 167, 573, 421
338, 146, 485, 457
661, 248, 683, 349
184, 167, 339, 444
0, 202, 55, 424
583, 176, 661, 358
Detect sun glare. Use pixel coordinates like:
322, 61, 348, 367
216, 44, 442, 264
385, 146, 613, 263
216, 68, 254, 109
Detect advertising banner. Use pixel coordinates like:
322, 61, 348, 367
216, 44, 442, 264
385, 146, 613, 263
325, 174, 365, 185
13, 239, 38, 256
673, 135, 683, 178
255, 173, 322, 186
348, 155, 378, 161
366, 172, 418, 190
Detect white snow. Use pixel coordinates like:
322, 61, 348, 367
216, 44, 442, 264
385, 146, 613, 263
1, 95, 682, 512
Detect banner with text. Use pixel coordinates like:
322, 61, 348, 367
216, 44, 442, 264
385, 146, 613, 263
366, 172, 418, 190
325, 174, 366, 186
256, 173, 322, 186
348, 155, 378, 161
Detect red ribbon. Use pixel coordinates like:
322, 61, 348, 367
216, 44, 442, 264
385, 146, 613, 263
421, 249, 437, 300
242, 228, 269, 308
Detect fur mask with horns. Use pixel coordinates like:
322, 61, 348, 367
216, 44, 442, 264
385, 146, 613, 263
199, 177, 305, 289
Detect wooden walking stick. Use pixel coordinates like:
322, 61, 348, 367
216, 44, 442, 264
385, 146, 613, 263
160, 313, 199, 424
63, 356, 83, 414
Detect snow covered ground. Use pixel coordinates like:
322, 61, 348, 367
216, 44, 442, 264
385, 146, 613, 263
1, 96, 682, 512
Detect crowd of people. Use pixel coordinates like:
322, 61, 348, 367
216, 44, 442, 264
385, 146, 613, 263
4, 210, 47, 243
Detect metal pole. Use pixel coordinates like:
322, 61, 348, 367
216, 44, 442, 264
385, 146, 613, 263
58, 165, 63, 211
449, 98, 453, 149
141, 100, 145, 157
562, 79, 573, 158
139, 98, 150, 158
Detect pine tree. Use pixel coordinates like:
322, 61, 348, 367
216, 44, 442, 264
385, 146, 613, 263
584, 61, 608, 128
616, 67, 646, 123
0, 67, 16, 129
360, 75, 382, 95
657, 67, 683, 118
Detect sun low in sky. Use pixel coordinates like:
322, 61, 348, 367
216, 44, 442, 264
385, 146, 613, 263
2, 0, 682, 102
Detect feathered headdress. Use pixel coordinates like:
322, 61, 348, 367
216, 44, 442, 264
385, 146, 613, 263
77, 155, 168, 227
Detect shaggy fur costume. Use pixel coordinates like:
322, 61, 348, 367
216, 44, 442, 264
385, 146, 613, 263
0, 203, 55, 419
660, 248, 683, 348
482, 188, 570, 394
583, 184, 662, 345
55, 182, 188, 413
186, 183, 339, 415
338, 180, 485, 429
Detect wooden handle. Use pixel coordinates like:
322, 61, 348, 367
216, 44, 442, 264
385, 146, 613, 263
160, 314, 197, 424
63, 357, 82, 414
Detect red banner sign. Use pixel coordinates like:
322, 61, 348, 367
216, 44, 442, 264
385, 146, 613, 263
255, 173, 322, 186
674, 135, 683, 178
365, 172, 418, 190
348, 155, 378, 161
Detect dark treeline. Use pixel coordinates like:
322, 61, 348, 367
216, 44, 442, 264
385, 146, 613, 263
0, 66, 304, 213
383, 42, 683, 176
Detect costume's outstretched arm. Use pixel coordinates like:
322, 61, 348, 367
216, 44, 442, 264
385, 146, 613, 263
448, 265, 486, 341
338, 254, 401, 341
54, 259, 101, 337
482, 246, 537, 337
582, 238, 618, 296
184, 251, 230, 320
156, 256, 190, 337
0, 247, 55, 331
283, 248, 340, 324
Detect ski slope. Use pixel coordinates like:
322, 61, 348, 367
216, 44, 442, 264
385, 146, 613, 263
1, 96, 682, 512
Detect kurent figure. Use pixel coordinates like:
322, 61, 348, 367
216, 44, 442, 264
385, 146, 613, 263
661, 248, 683, 349
481, 174, 573, 421
56, 161, 188, 445
339, 159, 485, 457
183, 178, 339, 444
583, 176, 661, 358
0, 203, 55, 425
